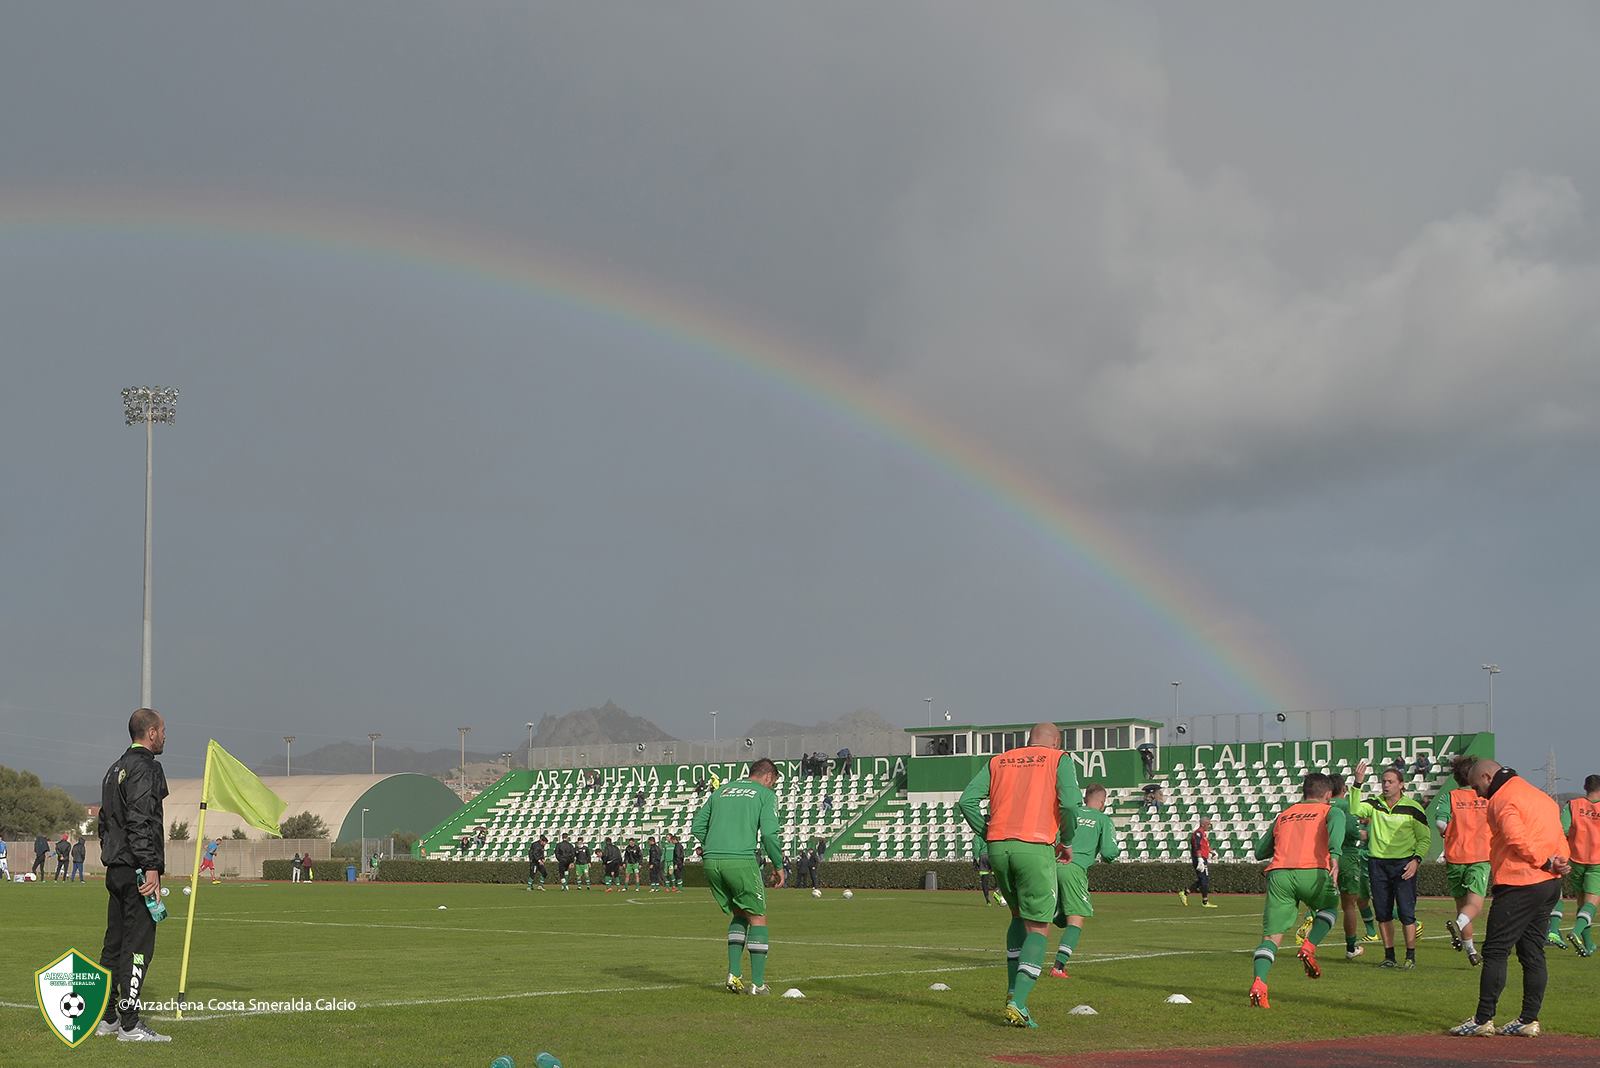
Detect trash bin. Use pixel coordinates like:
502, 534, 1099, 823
346, 865, 357, 883
923, 870, 937, 891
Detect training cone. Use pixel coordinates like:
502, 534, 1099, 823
1070, 1004, 1098, 1015
437, 905, 447, 910
1165, 994, 1192, 1004
929, 983, 950, 991
782, 988, 806, 999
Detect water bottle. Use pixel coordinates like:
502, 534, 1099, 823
137, 869, 167, 923
534, 1054, 562, 1068
490, 1058, 515, 1068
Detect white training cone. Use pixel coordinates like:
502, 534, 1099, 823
1165, 994, 1192, 1004
929, 983, 950, 991
1069, 1004, 1098, 1015
781, 988, 806, 999
437, 905, 447, 910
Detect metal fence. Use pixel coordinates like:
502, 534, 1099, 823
521, 729, 911, 770
1166, 703, 1490, 745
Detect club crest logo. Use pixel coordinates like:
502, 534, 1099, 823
35, 949, 111, 1047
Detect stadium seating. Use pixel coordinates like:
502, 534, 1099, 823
436, 766, 896, 861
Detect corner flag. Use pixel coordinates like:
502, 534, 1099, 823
175, 741, 288, 1018
204, 740, 286, 835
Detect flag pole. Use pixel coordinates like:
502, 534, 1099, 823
174, 741, 213, 1020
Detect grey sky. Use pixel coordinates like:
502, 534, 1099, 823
2, 3, 1596, 786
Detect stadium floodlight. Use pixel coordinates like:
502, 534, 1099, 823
368, 733, 382, 774
457, 727, 471, 793
925, 697, 933, 727
1481, 664, 1500, 728
1170, 681, 1181, 731
283, 736, 295, 776
121, 386, 179, 707
711, 709, 718, 742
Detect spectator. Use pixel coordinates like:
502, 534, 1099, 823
0, 838, 8, 881
836, 748, 851, 774
1142, 784, 1166, 813
635, 789, 646, 809
291, 852, 303, 883
782, 856, 794, 887
695, 777, 709, 798
33, 833, 49, 878
822, 793, 834, 815
199, 839, 220, 883
1137, 743, 1157, 778
71, 836, 87, 882
55, 833, 71, 881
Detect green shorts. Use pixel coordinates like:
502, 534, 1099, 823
1447, 861, 1490, 900
988, 840, 1058, 924
1054, 863, 1092, 925
704, 857, 767, 917
1263, 868, 1338, 936
1337, 851, 1370, 898
626, 863, 639, 875
1568, 861, 1600, 898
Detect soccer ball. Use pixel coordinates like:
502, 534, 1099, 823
60, 993, 86, 1018
160, 887, 170, 898
811, 888, 822, 898
182, 886, 192, 896
842, 889, 854, 900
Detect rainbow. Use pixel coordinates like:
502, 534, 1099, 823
0, 187, 1315, 711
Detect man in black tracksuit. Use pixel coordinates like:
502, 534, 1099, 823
33, 834, 48, 878
97, 708, 171, 1043
647, 836, 663, 891
624, 838, 642, 888
527, 835, 548, 891
554, 833, 576, 890
601, 837, 623, 891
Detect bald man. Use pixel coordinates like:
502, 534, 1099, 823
959, 722, 1083, 1030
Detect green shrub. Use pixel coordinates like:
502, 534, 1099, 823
364, 857, 1454, 896
262, 858, 364, 882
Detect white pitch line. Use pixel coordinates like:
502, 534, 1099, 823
0, 950, 1198, 1023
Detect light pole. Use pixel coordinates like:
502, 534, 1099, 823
925, 697, 933, 727
1481, 664, 1500, 729
361, 807, 369, 875
526, 722, 535, 769
368, 733, 382, 775
711, 710, 718, 742
121, 386, 178, 708
457, 727, 471, 794
1171, 681, 1181, 732
283, 736, 295, 777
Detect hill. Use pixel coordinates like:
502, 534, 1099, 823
253, 742, 499, 777
529, 701, 675, 747
744, 708, 899, 737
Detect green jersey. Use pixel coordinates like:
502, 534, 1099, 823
1065, 808, 1120, 870
691, 778, 783, 867
1331, 797, 1365, 854
1348, 792, 1429, 861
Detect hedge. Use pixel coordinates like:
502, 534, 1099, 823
372, 858, 1455, 895
261, 859, 365, 882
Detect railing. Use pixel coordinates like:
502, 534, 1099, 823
520, 729, 910, 770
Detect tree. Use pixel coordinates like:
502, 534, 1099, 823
0, 766, 87, 838
229, 827, 248, 840
388, 830, 420, 853
279, 812, 329, 839
169, 820, 190, 841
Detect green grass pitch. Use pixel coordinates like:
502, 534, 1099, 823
3, 880, 1595, 1066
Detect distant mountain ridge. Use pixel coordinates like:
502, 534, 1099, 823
251, 743, 499, 777
529, 701, 676, 747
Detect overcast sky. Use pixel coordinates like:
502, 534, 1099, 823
2, 3, 1596, 786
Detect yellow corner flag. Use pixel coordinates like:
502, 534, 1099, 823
205, 739, 287, 836
176, 741, 289, 1018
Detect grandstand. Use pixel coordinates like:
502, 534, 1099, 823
426, 758, 901, 861
420, 707, 1494, 867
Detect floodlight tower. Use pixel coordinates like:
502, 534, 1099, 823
122, 387, 179, 707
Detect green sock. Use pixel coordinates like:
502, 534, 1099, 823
1055, 924, 1083, 966
1549, 907, 1565, 938
1005, 918, 1025, 996
1011, 932, 1047, 1010
1360, 905, 1376, 935
1576, 904, 1595, 948
747, 924, 769, 985
1346, 935, 1357, 953
1307, 909, 1335, 945
727, 918, 749, 976
1252, 940, 1276, 982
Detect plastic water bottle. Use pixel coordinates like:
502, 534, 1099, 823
535, 1054, 562, 1068
137, 869, 167, 923
490, 1058, 515, 1068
